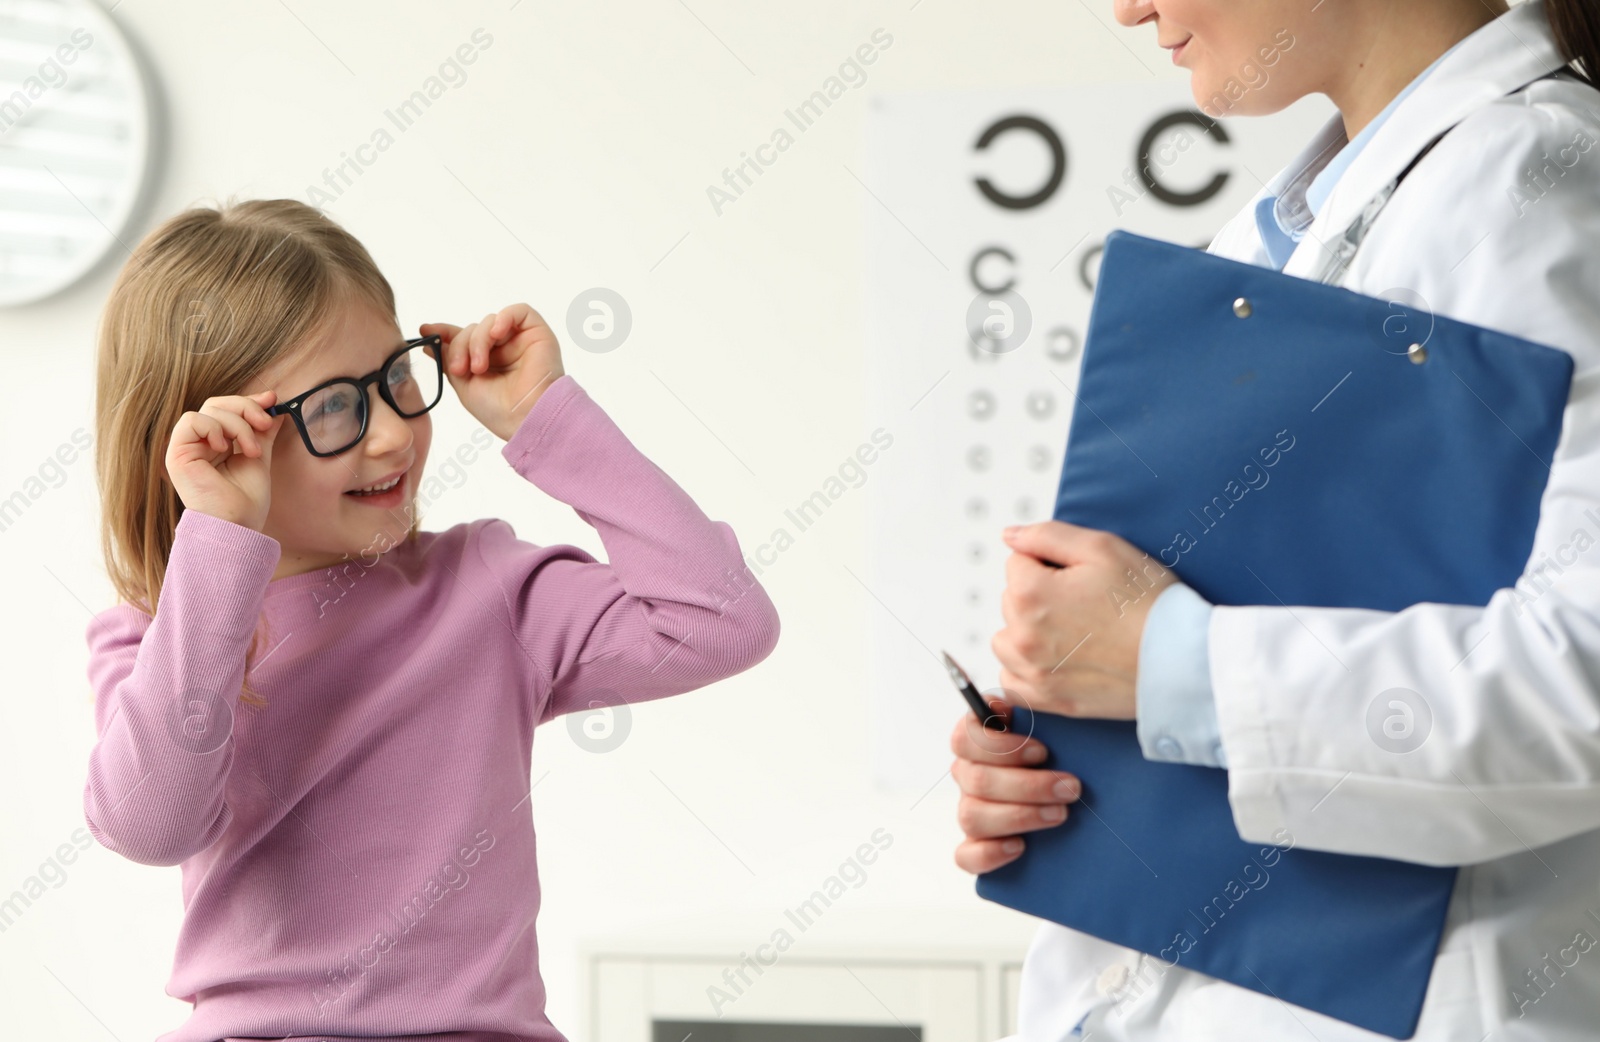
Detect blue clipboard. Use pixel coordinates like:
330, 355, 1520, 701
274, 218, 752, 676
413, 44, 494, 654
974, 229, 1574, 1038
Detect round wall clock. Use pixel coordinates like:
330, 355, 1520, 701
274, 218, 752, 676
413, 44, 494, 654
0, 0, 157, 307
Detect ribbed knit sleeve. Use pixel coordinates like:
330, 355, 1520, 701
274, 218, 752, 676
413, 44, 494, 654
82, 508, 281, 866
478, 374, 781, 723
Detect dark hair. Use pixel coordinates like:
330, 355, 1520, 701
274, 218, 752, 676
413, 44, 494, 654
1547, 0, 1600, 85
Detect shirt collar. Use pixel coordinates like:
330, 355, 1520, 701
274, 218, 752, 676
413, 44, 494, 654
1297, 35, 1468, 227
1254, 0, 1559, 252
1288, 0, 1566, 275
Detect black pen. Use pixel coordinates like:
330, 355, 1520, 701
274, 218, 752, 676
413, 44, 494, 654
941, 650, 1009, 732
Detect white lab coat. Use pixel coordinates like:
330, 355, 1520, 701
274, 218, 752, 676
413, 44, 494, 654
1007, 2, 1600, 1039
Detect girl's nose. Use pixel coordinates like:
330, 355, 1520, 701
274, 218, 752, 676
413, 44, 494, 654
363, 391, 417, 456
1114, 0, 1157, 29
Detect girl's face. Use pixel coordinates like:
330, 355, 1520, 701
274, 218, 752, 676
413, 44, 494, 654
1113, 0, 1332, 118
249, 298, 433, 580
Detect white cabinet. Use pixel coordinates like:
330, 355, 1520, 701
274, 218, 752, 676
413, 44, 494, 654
579, 908, 1039, 1041
1000, 963, 1024, 1036
592, 957, 982, 1040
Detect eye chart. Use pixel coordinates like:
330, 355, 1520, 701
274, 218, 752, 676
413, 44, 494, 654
862, 82, 1335, 789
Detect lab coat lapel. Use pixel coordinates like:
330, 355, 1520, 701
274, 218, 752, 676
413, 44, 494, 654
1282, 0, 1569, 281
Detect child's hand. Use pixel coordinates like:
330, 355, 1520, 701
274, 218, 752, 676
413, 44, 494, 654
164, 391, 286, 532
420, 303, 565, 442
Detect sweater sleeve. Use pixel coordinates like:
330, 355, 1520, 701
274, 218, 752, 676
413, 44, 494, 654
82, 509, 281, 866
477, 374, 781, 724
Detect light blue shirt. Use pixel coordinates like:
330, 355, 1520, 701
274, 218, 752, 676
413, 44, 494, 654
1135, 40, 1465, 770
1254, 37, 1463, 268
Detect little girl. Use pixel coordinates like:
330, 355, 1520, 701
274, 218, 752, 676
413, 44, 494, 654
82, 197, 781, 1042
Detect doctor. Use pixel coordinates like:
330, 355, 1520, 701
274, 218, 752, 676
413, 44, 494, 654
951, 0, 1600, 1038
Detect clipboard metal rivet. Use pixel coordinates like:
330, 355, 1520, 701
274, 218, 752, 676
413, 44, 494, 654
1408, 343, 1428, 364
1232, 297, 1252, 318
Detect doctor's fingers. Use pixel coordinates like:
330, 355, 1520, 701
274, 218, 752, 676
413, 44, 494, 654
952, 757, 1081, 805
1002, 549, 1053, 601
949, 712, 1049, 766
956, 792, 1070, 843
955, 836, 1028, 875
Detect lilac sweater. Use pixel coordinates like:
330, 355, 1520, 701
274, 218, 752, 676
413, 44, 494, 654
82, 374, 781, 1042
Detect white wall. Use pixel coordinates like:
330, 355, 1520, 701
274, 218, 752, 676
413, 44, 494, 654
1, 1, 1269, 1035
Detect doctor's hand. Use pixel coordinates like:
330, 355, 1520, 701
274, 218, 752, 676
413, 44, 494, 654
420, 303, 565, 442
994, 521, 1178, 720
949, 701, 1080, 873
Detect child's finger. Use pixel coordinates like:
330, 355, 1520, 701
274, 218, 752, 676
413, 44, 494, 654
454, 322, 478, 375
254, 398, 286, 461
465, 316, 482, 373
496, 302, 532, 337
473, 312, 496, 372
195, 393, 274, 445
420, 322, 461, 346
168, 413, 224, 464
186, 413, 225, 455
194, 414, 228, 455
447, 323, 476, 376
243, 391, 278, 430
513, 303, 545, 333
198, 404, 263, 457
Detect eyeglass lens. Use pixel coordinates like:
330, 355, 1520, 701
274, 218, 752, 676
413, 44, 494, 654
301, 342, 444, 454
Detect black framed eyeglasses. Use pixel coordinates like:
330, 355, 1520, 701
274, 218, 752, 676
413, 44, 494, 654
266, 334, 444, 457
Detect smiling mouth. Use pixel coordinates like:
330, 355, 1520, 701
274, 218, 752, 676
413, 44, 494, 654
345, 467, 408, 497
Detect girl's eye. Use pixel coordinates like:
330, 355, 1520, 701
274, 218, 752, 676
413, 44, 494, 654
307, 390, 355, 423
388, 361, 412, 387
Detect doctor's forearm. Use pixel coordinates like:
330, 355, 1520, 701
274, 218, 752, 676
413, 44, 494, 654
1207, 591, 1600, 866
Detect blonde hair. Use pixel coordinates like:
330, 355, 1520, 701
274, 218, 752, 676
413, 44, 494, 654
93, 197, 420, 708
